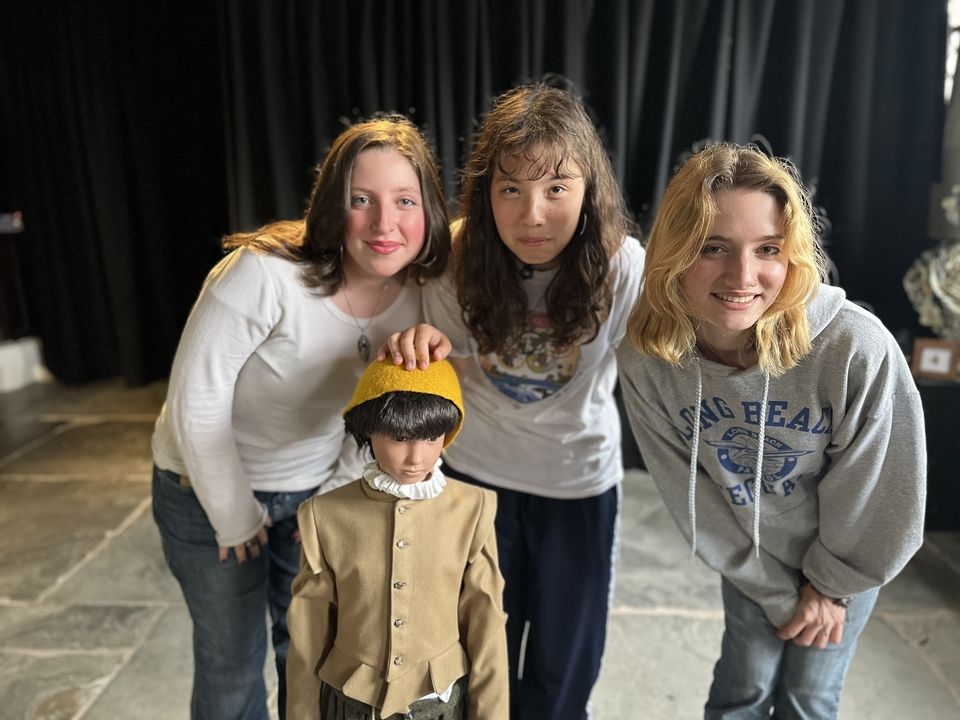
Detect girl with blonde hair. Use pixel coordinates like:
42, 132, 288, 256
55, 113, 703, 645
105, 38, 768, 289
618, 143, 926, 719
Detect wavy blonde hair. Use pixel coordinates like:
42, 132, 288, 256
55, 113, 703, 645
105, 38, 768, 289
627, 143, 826, 376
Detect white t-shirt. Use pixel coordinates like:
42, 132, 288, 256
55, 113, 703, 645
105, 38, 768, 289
152, 247, 422, 545
424, 237, 645, 499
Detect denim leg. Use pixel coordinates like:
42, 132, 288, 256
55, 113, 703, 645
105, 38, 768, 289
256, 487, 316, 720
152, 466, 269, 720
705, 576, 880, 720
706, 577, 785, 719
773, 586, 879, 720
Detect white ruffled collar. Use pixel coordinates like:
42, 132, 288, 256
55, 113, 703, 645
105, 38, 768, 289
362, 459, 447, 499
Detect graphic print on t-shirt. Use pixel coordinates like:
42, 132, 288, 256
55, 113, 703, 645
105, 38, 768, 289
479, 310, 580, 403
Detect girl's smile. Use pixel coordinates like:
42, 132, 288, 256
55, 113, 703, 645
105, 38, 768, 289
681, 188, 788, 356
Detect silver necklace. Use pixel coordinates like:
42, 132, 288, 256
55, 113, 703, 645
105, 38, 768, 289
342, 280, 390, 361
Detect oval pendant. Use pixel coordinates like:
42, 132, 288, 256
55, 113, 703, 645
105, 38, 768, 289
357, 333, 371, 362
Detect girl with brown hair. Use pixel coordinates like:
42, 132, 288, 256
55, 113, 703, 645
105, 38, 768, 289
389, 84, 645, 719
152, 115, 450, 720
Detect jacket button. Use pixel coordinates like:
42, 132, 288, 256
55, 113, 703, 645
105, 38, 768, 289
394, 618, 405, 627
393, 581, 406, 590
394, 655, 404, 665
396, 539, 408, 548
398, 505, 407, 514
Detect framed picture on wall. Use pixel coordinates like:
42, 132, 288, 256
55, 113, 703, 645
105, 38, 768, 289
911, 338, 960, 381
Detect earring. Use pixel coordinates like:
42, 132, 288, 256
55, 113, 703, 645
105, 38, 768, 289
577, 212, 587, 237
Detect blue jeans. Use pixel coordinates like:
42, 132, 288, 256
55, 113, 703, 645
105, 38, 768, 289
152, 465, 315, 720
705, 576, 880, 720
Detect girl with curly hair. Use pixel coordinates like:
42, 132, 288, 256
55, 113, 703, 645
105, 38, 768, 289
388, 83, 645, 719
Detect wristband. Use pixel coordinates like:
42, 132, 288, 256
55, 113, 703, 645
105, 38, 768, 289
798, 573, 851, 608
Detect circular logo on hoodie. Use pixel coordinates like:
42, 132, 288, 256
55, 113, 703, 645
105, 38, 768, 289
707, 426, 813, 484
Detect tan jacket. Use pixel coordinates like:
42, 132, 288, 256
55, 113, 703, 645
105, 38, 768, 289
286, 478, 509, 719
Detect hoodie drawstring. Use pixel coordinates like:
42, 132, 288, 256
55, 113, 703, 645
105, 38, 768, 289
752, 370, 770, 557
688, 362, 703, 557
687, 363, 770, 560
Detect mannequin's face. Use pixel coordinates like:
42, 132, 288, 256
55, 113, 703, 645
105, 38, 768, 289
370, 433, 445, 484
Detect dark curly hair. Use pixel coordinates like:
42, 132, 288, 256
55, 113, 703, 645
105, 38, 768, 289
455, 84, 629, 353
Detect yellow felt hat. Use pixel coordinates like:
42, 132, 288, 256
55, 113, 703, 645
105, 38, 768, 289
344, 358, 464, 446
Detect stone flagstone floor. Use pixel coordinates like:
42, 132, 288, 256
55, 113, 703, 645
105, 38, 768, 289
0, 379, 958, 719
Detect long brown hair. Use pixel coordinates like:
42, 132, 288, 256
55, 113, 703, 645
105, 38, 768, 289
455, 85, 629, 353
627, 143, 826, 375
222, 115, 449, 294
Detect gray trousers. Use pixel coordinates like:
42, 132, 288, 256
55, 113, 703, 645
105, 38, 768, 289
319, 677, 466, 720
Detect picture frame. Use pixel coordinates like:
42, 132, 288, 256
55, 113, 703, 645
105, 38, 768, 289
911, 338, 960, 381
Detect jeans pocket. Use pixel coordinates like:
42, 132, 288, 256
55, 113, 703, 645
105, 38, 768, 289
257, 486, 318, 524
152, 464, 217, 547
154, 465, 190, 490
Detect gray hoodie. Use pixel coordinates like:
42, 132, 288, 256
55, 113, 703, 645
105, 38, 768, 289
617, 285, 926, 626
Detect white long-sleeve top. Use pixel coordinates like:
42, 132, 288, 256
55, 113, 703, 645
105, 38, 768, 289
152, 247, 423, 546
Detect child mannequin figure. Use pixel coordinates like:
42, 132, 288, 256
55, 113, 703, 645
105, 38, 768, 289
286, 359, 509, 719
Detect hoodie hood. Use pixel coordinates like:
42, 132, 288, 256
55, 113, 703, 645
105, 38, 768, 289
807, 284, 846, 340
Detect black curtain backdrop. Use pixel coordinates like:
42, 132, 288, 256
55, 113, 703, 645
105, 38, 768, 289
0, 0, 946, 385
0, 3, 226, 384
